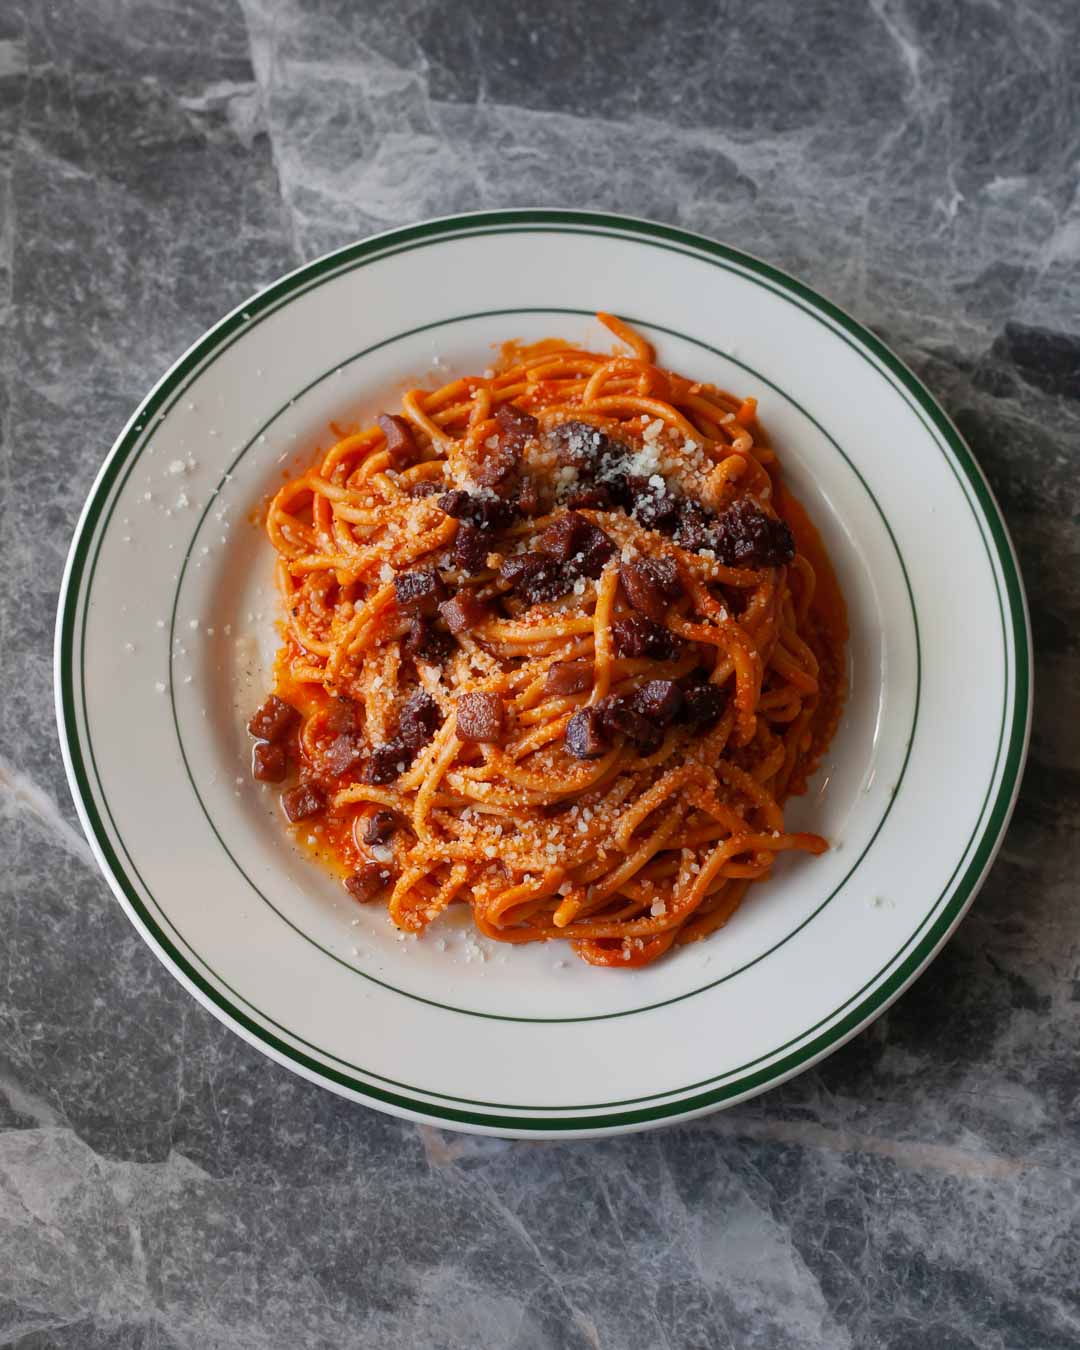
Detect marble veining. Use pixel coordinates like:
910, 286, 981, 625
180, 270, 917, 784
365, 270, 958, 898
1, 1, 1078, 1346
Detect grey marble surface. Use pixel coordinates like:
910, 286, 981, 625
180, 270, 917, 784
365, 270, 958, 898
1, 1, 1078, 1346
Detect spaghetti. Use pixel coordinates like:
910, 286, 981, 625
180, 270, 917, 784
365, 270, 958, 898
248, 315, 847, 968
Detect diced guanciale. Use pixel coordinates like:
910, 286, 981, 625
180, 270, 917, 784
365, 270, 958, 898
672, 499, 715, 551
361, 809, 399, 845
398, 691, 442, 750
596, 695, 662, 754
404, 479, 441, 498
437, 490, 515, 530
548, 420, 610, 468
498, 551, 568, 604
376, 413, 417, 462
469, 401, 537, 489
456, 691, 505, 743
564, 706, 608, 759
681, 682, 725, 728
610, 615, 683, 661
362, 744, 407, 785
537, 512, 603, 565
619, 558, 683, 621
325, 696, 361, 733
281, 782, 324, 822
631, 679, 684, 724
502, 512, 615, 597
544, 659, 594, 696
474, 440, 516, 488
493, 401, 539, 451
576, 528, 616, 578
248, 694, 299, 743
584, 472, 635, 512
394, 569, 447, 617
533, 509, 615, 580
453, 523, 489, 573
566, 485, 616, 511
252, 741, 286, 782
439, 590, 490, 634
498, 552, 546, 586
647, 556, 682, 596
437, 489, 472, 518
344, 863, 395, 902
361, 695, 440, 785
564, 679, 684, 759
632, 480, 680, 532
539, 425, 792, 569
401, 618, 453, 664
712, 497, 796, 568
323, 732, 364, 777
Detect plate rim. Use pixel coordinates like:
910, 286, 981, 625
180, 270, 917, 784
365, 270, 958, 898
53, 208, 1032, 1136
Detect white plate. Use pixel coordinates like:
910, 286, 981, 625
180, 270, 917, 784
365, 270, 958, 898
55, 211, 1031, 1137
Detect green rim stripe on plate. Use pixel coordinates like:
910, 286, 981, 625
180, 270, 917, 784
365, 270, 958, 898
54, 216, 1026, 1117
56, 211, 1030, 1129
57, 226, 1020, 1117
